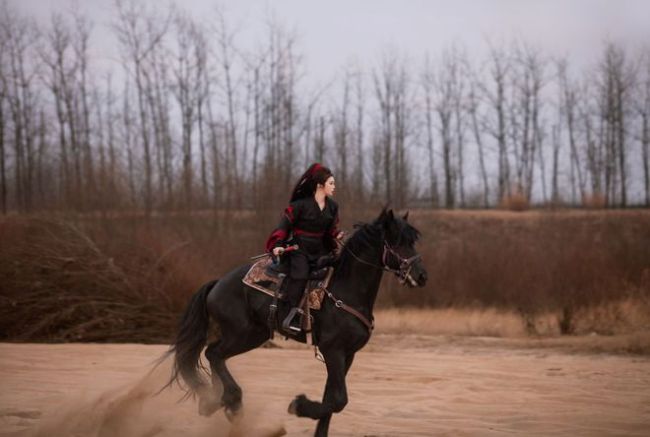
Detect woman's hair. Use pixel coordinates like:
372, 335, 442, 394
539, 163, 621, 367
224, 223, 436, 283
290, 163, 333, 202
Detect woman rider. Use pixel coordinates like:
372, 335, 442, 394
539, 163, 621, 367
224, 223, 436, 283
265, 163, 343, 331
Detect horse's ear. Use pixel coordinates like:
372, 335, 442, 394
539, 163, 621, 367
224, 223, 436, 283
381, 209, 395, 229
378, 205, 391, 222
403, 211, 409, 221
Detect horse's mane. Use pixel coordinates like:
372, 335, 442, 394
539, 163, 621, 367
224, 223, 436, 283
334, 215, 421, 279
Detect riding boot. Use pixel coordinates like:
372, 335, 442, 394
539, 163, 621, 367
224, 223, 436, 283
282, 277, 307, 332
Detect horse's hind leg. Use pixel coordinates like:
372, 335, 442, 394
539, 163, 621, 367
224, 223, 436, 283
204, 326, 270, 419
196, 350, 224, 416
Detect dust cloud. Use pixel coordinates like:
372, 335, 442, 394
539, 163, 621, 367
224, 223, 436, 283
18, 357, 285, 437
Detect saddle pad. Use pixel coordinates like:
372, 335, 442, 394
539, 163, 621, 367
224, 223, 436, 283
242, 257, 333, 310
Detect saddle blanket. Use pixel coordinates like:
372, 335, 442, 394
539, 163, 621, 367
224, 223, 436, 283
242, 257, 333, 310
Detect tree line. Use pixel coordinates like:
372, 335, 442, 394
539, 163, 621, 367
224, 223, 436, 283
1, 0, 649, 215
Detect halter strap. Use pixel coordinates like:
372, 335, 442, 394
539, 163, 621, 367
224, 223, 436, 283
324, 289, 374, 332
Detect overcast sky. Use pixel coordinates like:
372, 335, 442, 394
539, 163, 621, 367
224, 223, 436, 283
9, 0, 650, 200
12, 0, 650, 84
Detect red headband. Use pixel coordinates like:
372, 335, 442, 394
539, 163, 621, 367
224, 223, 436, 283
309, 163, 323, 175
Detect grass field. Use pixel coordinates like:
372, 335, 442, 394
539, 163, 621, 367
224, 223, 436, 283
1, 209, 649, 344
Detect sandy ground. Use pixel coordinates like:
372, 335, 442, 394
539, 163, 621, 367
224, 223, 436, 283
1, 336, 649, 437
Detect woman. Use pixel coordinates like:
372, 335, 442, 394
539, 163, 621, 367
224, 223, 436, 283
265, 163, 342, 331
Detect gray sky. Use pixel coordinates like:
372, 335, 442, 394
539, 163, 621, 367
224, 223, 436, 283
12, 0, 650, 84
10, 0, 650, 200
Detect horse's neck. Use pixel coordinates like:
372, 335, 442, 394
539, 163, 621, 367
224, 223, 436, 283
335, 242, 384, 313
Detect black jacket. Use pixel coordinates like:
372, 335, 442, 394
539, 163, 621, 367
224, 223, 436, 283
265, 196, 340, 257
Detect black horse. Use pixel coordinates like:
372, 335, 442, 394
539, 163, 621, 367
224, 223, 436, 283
166, 208, 427, 437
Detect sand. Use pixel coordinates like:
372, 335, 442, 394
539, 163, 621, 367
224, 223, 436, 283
0, 336, 649, 436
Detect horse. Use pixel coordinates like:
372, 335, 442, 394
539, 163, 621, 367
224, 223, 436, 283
165, 208, 427, 437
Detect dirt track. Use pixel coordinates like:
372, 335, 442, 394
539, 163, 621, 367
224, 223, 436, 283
1, 336, 649, 436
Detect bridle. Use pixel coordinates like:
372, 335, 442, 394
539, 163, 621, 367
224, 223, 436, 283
381, 242, 422, 286
343, 239, 421, 287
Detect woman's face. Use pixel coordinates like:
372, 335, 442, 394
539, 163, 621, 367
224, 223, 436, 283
321, 176, 335, 197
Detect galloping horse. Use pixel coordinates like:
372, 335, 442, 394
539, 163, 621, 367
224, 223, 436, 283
166, 208, 427, 437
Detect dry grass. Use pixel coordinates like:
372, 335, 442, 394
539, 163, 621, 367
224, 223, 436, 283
1, 209, 649, 343
375, 307, 530, 337
391, 209, 650, 327
373, 301, 650, 355
582, 192, 607, 209
375, 297, 650, 338
499, 190, 530, 211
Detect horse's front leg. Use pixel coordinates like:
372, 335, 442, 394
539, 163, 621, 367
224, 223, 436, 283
289, 350, 353, 437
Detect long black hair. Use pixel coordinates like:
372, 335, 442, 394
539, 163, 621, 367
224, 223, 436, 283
290, 163, 334, 202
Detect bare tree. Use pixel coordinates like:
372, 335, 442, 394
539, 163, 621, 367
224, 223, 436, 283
424, 46, 464, 208
72, 9, 95, 208
483, 43, 512, 201
558, 57, 585, 203
0, 19, 8, 214
121, 79, 136, 206
636, 47, 650, 206
353, 68, 365, 203
2, 4, 40, 211
510, 42, 546, 200
551, 123, 561, 204
595, 43, 635, 206
373, 51, 412, 208
212, 7, 239, 209
421, 55, 438, 207
467, 76, 489, 207
113, 0, 170, 214
172, 11, 206, 209
332, 70, 351, 199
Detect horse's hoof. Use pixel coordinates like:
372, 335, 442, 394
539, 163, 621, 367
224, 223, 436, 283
198, 395, 223, 417
287, 399, 298, 416
287, 394, 306, 416
224, 404, 242, 422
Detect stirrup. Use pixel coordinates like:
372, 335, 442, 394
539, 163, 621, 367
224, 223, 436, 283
282, 307, 303, 332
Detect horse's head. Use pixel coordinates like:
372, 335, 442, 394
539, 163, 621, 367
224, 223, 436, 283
376, 208, 427, 288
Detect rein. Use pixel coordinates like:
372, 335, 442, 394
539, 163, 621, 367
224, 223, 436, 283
345, 241, 421, 285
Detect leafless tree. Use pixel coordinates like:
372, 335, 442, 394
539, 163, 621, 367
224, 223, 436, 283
2, 3, 40, 211
421, 56, 438, 207
353, 68, 365, 203
510, 42, 546, 200
595, 42, 635, 206
423, 45, 465, 208
72, 9, 95, 207
332, 70, 351, 199
467, 74, 490, 207
113, 0, 170, 214
212, 7, 240, 209
637, 48, 650, 206
483, 43, 512, 201
0, 19, 8, 214
171, 11, 208, 209
373, 51, 412, 208
557, 57, 586, 203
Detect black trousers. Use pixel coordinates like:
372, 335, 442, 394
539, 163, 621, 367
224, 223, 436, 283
284, 250, 310, 306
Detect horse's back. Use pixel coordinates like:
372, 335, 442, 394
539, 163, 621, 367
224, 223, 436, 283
206, 263, 254, 318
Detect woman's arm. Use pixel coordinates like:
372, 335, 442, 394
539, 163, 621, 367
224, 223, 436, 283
327, 201, 343, 247
265, 202, 300, 252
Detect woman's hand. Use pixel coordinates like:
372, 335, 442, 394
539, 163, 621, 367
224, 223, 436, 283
335, 231, 345, 241
272, 246, 285, 257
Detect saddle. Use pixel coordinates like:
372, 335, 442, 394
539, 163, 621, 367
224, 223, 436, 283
242, 256, 335, 311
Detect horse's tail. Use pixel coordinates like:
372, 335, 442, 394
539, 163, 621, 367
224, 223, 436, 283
163, 279, 219, 395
